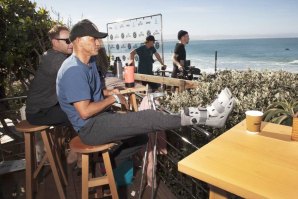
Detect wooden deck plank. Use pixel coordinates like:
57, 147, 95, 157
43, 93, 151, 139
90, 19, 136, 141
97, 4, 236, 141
0, 162, 177, 199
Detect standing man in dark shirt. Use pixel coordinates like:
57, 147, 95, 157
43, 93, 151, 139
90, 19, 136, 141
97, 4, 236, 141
26, 25, 73, 126
130, 35, 165, 75
172, 30, 189, 78
129, 35, 165, 90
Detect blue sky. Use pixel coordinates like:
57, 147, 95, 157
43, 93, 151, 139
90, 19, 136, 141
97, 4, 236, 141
32, 0, 298, 40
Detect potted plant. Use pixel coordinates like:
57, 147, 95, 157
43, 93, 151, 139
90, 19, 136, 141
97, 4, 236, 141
263, 100, 298, 126
292, 112, 298, 141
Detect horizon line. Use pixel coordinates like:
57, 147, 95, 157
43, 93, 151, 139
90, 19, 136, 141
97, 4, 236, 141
162, 33, 298, 41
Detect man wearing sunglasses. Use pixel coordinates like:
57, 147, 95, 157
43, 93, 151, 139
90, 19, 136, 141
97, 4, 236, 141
26, 24, 73, 126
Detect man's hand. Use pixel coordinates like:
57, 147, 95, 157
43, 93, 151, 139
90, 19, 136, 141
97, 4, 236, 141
109, 88, 120, 95
113, 94, 129, 110
128, 60, 135, 66
178, 65, 184, 71
104, 88, 120, 96
161, 65, 167, 70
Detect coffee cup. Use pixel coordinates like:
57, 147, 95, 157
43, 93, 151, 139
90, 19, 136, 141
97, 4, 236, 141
245, 110, 263, 134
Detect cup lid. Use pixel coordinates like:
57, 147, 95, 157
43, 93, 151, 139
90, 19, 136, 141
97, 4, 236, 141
245, 110, 263, 116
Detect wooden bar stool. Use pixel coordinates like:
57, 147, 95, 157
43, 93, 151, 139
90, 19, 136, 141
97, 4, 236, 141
15, 120, 67, 199
69, 136, 119, 199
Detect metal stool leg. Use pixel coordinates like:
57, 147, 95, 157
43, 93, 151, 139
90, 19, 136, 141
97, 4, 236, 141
148, 92, 165, 199
151, 132, 158, 199
138, 142, 149, 199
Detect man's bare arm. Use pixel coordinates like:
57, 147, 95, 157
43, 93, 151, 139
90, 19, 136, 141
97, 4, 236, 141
172, 53, 183, 70
129, 49, 136, 65
154, 52, 166, 68
73, 94, 128, 119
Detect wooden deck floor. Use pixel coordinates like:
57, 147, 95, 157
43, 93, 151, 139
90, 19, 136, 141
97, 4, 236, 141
0, 121, 178, 199
0, 162, 177, 199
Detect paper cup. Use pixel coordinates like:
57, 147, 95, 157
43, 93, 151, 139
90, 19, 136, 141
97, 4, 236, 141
245, 110, 263, 134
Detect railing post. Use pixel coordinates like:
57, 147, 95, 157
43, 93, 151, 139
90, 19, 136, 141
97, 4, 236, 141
215, 51, 218, 73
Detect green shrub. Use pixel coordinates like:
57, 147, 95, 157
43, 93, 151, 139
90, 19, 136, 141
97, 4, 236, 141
161, 70, 298, 136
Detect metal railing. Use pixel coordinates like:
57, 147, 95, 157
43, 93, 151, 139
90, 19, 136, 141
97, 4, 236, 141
0, 96, 27, 162
135, 92, 212, 199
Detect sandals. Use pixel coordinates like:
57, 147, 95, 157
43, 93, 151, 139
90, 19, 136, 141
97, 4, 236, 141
183, 87, 235, 128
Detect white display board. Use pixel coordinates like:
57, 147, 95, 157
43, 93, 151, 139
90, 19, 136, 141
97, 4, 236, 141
107, 14, 163, 67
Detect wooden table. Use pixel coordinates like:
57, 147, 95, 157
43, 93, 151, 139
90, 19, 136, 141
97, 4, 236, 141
105, 77, 147, 111
119, 84, 147, 112
178, 120, 298, 199
134, 73, 200, 92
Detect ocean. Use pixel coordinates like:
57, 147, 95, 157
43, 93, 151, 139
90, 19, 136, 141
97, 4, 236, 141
158, 38, 298, 73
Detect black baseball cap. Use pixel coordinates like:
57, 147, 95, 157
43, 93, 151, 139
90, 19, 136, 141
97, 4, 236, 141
69, 19, 108, 42
178, 30, 188, 40
145, 35, 157, 42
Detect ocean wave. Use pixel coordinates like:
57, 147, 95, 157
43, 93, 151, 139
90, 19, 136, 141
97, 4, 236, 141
155, 56, 298, 73
289, 60, 298, 65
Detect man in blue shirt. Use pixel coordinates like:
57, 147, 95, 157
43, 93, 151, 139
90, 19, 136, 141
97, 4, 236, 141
57, 19, 235, 146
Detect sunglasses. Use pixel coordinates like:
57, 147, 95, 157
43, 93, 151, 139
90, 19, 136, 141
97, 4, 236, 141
55, 38, 71, 44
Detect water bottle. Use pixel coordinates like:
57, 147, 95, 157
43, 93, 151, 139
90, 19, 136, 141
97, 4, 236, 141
124, 65, 135, 88
116, 57, 123, 79
113, 58, 118, 76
